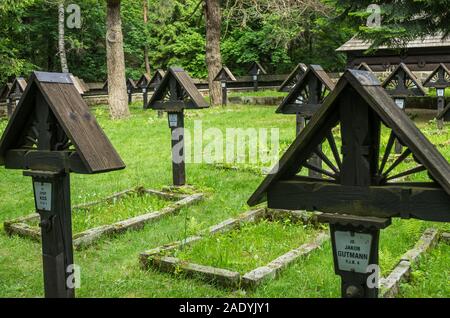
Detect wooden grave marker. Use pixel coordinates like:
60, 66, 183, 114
0, 82, 12, 103
437, 103, 450, 122
248, 62, 267, 92
213, 66, 237, 106
423, 63, 450, 129
137, 73, 151, 108
248, 69, 450, 298
148, 69, 166, 92
382, 63, 426, 153
0, 71, 125, 298
148, 70, 166, 116
276, 65, 335, 178
103, 78, 137, 104
69, 75, 86, 95
7, 77, 27, 118
279, 63, 307, 92
146, 66, 208, 186
356, 62, 374, 73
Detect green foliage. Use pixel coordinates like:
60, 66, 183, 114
0, 0, 356, 85
334, 0, 450, 48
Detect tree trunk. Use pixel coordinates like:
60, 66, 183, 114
143, 0, 151, 75
58, 2, 69, 73
106, 0, 130, 119
204, 0, 222, 106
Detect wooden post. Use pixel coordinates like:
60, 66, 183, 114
142, 87, 148, 109
324, 86, 386, 298
437, 92, 445, 130
221, 81, 227, 106
295, 113, 305, 136
6, 97, 13, 118
168, 111, 186, 186
319, 214, 390, 298
297, 116, 322, 178
24, 170, 75, 298
253, 75, 258, 92
127, 88, 132, 104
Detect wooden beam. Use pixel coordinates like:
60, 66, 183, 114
5, 149, 89, 174
267, 180, 450, 222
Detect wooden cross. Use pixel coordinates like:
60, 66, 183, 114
213, 66, 237, 106
146, 67, 209, 186
248, 62, 267, 92
248, 69, 450, 298
0, 71, 125, 298
423, 63, 450, 129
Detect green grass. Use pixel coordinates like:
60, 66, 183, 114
173, 220, 319, 274
26, 192, 169, 234
0, 102, 449, 298
398, 243, 450, 298
427, 87, 450, 97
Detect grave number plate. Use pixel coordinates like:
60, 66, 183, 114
221, 82, 226, 88
168, 113, 178, 128
34, 182, 52, 211
394, 98, 405, 109
253, 75, 258, 81
334, 231, 372, 273
142, 88, 147, 93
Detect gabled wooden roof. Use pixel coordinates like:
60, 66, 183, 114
146, 67, 209, 111
337, 35, 450, 52
276, 65, 335, 115
248, 62, 267, 76
137, 74, 151, 87
382, 63, 426, 97
127, 78, 137, 89
423, 63, 450, 88
76, 77, 89, 92
356, 62, 373, 72
70, 74, 86, 95
0, 71, 125, 174
213, 66, 237, 82
248, 69, 450, 206
9, 77, 27, 96
0, 83, 12, 101
278, 63, 307, 92
148, 69, 166, 87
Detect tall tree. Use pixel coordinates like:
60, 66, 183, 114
106, 0, 129, 119
204, 0, 222, 106
58, 1, 69, 73
143, 0, 151, 75
334, 0, 450, 46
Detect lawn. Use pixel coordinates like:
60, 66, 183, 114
0, 102, 448, 298
173, 219, 320, 274
25, 191, 170, 234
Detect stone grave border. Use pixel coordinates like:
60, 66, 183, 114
4, 187, 203, 250
380, 228, 448, 298
139, 208, 328, 290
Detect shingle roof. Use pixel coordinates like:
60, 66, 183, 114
337, 35, 450, 52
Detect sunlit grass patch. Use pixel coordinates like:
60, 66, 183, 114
27, 192, 169, 234
173, 219, 319, 274
398, 243, 450, 298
